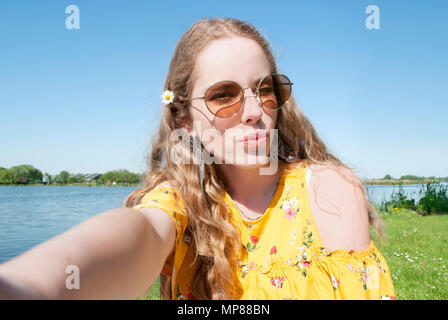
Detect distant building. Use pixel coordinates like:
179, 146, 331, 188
84, 173, 101, 181
17, 177, 30, 184
72, 173, 102, 183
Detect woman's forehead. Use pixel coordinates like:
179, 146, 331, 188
192, 37, 271, 91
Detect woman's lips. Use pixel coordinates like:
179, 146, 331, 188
240, 135, 267, 146
237, 130, 269, 146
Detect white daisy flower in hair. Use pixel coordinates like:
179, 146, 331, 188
161, 90, 175, 105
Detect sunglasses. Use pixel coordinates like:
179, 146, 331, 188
188, 74, 293, 118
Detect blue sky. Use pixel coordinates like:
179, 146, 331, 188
0, 0, 446, 179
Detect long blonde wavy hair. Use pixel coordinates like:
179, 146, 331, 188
124, 17, 384, 300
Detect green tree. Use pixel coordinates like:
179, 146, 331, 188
8, 165, 43, 184
67, 174, 84, 184
97, 169, 142, 185
383, 174, 393, 180
0, 167, 7, 184
400, 175, 423, 180
0, 168, 17, 184
55, 171, 70, 184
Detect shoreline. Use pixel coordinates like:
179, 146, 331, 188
363, 179, 443, 186
2, 181, 445, 187
0, 183, 140, 187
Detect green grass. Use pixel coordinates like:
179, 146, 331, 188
373, 209, 448, 300
139, 209, 448, 300
137, 277, 161, 300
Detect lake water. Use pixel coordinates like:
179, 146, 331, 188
0, 183, 445, 264
0, 186, 137, 264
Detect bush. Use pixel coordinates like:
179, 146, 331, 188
417, 183, 448, 215
383, 184, 416, 213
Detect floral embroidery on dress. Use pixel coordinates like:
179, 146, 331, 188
188, 292, 196, 300
377, 262, 386, 273
361, 262, 372, 290
302, 227, 313, 248
240, 262, 257, 279
160, 188, 179, 200
176, 286, 185, 300
271, 276, 286, 289
263, 245, 289, 288
246, 235, 259, 252
280, 197, 300, 221
381, 295, 396, 300
291, 246, 312, 277
320, 247, 332, 257
331, 275, 340, 290
342, 249, 390, 291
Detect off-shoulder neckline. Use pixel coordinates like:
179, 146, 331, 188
151, 166, 379, 255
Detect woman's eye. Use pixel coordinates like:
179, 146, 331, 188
259, 87, 274, 95
211, 92, 231, 100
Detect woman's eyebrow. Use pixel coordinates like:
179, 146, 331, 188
253, 76, 264, 84
252, 77, 263, 85
251, 74, 270, 86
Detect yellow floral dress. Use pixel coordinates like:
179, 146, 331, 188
132, 163, 396, 300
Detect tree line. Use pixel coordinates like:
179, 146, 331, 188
382, 174, 447, 182
1, 165, 445, 186
0, 164, 143, 185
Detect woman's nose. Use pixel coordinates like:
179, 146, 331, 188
240, 88, 262, 123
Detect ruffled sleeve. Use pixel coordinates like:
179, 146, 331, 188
308, 241, 396, 299
132, 186, 189, 278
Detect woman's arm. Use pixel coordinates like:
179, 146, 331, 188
0, 207, 175, 299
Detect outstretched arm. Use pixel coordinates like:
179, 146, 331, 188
0, 207, 175, 299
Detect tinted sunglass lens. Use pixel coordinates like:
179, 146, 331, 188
259, 74, 292, 109
205, 81, 243, 117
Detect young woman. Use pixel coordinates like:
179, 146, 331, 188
0, 17, 395, 300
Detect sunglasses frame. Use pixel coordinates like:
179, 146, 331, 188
188, 73, 293, 118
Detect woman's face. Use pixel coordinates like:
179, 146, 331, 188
188, 36, 278, 168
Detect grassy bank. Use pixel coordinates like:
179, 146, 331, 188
1, 183, 139, 187
373, 209, 448, 299
363, 179, 442, 185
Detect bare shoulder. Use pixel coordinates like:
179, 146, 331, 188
307, 163, 371, 251
308, 163, 362, 184
308, 163, 364, 201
